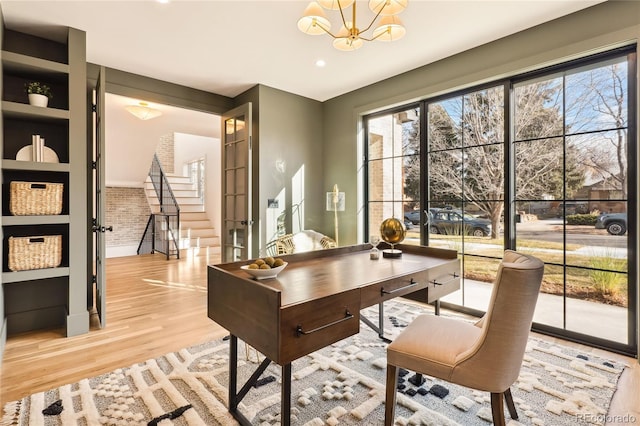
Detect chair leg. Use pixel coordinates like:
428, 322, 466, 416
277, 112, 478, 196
490, 393, 506, 426
504, 388, 518, 420
384, 364, 399, 426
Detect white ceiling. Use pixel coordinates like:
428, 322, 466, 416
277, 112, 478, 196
1, 0, 605, 102
105, 93, 218, 186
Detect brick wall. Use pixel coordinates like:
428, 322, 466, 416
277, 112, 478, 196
156, 133, 174, 173
368, 117, 404, 226
106, 187, 150, 247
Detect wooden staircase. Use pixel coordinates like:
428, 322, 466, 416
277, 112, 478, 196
145, 174, 220, 256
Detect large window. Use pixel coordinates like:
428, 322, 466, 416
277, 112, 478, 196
365, 106, 421, 245
514, 54, 633, 349
363, 48, 637, 355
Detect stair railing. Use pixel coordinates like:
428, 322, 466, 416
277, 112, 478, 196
137, 154, 180, 259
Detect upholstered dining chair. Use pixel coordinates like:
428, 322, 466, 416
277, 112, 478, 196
384, 250, 544, 426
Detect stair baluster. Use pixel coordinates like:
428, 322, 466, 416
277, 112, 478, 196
137, 154, 181, 259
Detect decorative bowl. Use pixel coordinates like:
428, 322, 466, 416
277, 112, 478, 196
240, 262, 288, 280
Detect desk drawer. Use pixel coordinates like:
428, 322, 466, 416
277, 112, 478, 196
279, 288, 360, 364
427, 269, 460, 301
360, 272, 428, 308
403, 261, 460, 303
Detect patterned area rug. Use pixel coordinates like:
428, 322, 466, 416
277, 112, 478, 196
2, 300, 626, 426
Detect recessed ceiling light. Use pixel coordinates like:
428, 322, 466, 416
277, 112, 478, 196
315, 59, 326, 68
157, 0, 169, 3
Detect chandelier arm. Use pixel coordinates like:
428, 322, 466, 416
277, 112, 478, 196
337, 0, 349, 31
313, 19, 341, 38
358, 35, 375, 42
359, 4, 386, 34
360, 29, 388, 42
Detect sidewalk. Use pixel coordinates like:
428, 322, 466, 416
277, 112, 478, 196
441, 279, 628, 344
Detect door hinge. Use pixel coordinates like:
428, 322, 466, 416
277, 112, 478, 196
92, 104, 97, 112
92, 275, 97, 284
92, 161, 97, 169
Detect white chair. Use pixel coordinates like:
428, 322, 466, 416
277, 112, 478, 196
385, 250, 544, 426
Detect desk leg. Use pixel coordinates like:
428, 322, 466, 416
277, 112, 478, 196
229, 335, 239, 413
360, 302, 392, 343
435, 299, 441, 316
228, 335, 273, 426
282, 363, 292, 426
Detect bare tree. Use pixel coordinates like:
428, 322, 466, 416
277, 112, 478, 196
404, 61, 628, 238
565, 62, 628, 198
427, 84, 577, 238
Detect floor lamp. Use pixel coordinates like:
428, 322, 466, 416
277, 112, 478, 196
326, 184, 345, 246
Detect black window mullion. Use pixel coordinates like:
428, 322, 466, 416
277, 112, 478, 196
505, 81, 515, 250
625, 50, 637, 350
420, 102, 428, 246
562, 72, 568, 332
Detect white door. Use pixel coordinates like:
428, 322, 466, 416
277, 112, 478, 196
221, 103, 252, 262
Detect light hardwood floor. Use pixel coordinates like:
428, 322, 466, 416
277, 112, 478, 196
1, 253, 638, 425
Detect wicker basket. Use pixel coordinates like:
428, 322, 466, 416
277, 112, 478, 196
8, 235, 62, 271
10, 181, 63, 216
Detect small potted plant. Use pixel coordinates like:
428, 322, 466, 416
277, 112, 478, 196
25, 82, 53, 107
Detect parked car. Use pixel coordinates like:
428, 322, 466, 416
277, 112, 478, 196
427, 208, 492, 237
595, 212, 627, 235
404, 210, 422, 225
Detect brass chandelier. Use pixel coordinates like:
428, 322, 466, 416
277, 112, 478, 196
298, 0, 408, 51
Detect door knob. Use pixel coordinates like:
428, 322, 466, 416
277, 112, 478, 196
92, 225, 113, 233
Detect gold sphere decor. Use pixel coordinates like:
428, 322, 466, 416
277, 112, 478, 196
380, 217, 406, 258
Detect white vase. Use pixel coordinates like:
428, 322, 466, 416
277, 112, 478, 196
28, 93, 48, 107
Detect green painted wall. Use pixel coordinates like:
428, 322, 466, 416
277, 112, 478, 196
321, 0, 640, 246
234, 85, 324, 257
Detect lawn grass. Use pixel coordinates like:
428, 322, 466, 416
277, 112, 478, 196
416, 234, 629, 307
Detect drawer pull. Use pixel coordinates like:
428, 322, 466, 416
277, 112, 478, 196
432, 273, 459, 286
381, 279, 417, 295
296, 309, 353, 336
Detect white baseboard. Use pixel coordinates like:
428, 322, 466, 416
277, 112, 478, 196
106, 245, 139, 258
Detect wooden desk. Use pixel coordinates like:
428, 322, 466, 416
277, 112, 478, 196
208, 244, 459, 425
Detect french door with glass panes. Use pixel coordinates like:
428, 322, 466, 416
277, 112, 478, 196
221, 104, 252, 262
